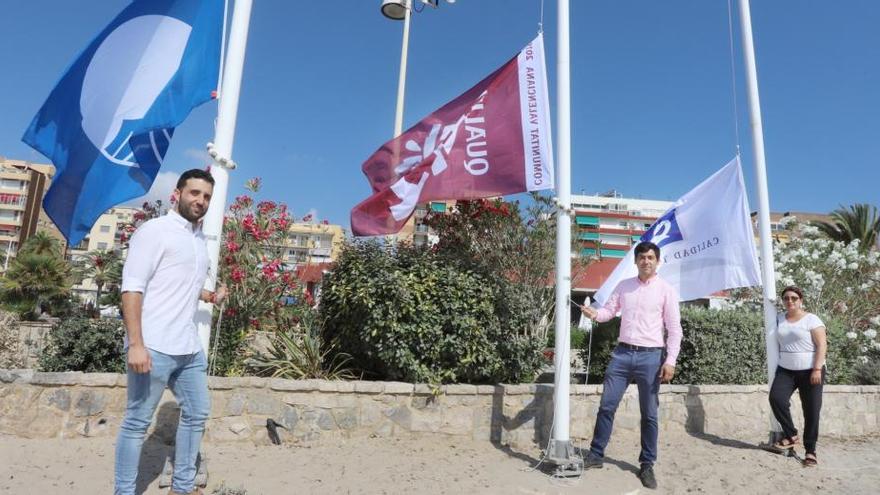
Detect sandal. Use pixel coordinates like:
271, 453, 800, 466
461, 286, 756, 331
803, 453, 818, 467
772, 436, 799, 450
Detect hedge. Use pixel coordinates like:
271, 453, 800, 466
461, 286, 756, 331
578, 306, 866, 385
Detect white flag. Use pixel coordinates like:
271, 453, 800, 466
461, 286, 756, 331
592, 157, 761, 306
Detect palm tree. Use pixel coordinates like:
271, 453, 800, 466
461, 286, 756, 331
813, 204, 880, 252
73, 250, 123, 310
21, 230, 63, 257
2, 251, 70, 317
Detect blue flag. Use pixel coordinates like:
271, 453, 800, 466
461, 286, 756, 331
23, 0, 222, 245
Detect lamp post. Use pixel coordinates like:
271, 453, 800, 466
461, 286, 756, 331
380, 0, 412, 138
379, 0, 453, 244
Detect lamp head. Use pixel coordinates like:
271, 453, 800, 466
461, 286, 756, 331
380, 0, 408, 20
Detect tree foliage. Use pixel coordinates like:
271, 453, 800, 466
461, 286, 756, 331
320, 241, 546, 384
424, 196, 560, 345
813, 203, 879, 252
1, 233, 71, 318
72, 249, 122, 309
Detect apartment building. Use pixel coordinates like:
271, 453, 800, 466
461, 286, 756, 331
0, 157, 57, 269
571, 190, 672, 259
400, 200, 457, 247
283, 221, 344, 266
68, 206, 140, 303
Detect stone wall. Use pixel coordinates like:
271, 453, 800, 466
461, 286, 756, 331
1, 369, 878, 448
0, 319, 52, 369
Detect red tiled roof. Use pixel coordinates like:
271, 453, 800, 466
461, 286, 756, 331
294, 262, 334, 283
571, 258, 622, 291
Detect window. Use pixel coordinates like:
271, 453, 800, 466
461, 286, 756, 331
576, 216, 599, 226
99, 225, 111, 233
97, 242, 108, 250
0, 179, 23, 190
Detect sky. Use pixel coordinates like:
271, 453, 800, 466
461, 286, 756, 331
0, 0, 877, 232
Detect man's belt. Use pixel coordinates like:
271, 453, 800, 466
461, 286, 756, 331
617, 342, 664, 352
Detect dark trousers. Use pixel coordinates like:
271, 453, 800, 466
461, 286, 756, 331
589, 346, 663, 465
769, 365, 825, 453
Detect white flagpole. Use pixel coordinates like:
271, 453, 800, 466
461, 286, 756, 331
195, 0, 254, 355
738, 0, 781, 439
548, 0, 580, 474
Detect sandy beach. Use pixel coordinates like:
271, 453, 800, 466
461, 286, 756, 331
1, 430, 877, 494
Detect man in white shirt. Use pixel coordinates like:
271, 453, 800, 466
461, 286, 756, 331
114, 169, 227, 495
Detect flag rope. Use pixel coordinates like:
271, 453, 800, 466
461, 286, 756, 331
538, 0, 545, 34
206, 142, 237, 170
726, 0, 742, 155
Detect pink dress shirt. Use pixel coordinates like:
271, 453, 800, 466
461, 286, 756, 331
595, 275, 683, 366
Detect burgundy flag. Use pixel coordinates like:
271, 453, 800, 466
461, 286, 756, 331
351, 34, 554, 236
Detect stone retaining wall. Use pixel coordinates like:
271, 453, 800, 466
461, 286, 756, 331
1, 369, 878, 448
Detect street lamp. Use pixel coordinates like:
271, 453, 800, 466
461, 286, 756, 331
381, 0, 408, 21
381, 0, 412, 137
380, 0, 456, 136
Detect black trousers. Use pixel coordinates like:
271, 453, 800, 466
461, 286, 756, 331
768, 365, 825, 453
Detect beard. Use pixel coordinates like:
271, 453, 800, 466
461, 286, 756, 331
177, 200, 206, 222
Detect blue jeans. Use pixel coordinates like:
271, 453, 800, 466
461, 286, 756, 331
114, 349, 210, 495
589, 346, 663, 465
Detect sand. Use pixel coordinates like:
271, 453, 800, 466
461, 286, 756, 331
1, 431, 878, 494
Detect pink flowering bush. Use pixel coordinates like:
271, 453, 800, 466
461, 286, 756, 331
213, 178, 307, 375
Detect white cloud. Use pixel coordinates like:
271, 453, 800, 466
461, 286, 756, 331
184, 147, 211, 165
125, 171, 178, 207
302, 208, 319, 222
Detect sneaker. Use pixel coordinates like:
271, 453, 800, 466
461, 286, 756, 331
582, 451, 604, 470
638, 463, 657, 489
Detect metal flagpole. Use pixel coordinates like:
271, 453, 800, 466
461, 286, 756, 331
195, 0, 254, 355
548, 0, 581, 475
737, 0, 781, 441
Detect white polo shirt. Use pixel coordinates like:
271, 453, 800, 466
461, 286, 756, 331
121, 210, 210, 356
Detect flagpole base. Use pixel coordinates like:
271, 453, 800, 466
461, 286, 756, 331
547, 439, 583, 477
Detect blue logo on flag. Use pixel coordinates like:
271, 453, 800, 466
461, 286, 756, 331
641, 209, 683, 248
22, 0, 222, 245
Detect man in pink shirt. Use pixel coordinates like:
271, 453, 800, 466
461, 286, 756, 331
580, 241, 682, 490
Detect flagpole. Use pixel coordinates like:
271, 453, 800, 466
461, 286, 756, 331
548, 0, 581, 475
738, 0, 781, 440
195, 0, 254, 355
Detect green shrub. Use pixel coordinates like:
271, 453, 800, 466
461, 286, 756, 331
546, 326, 588, 350
674, 307, 767, 384
39, 318, 125, 373
576, 319, 620, 383
320, 241, 544, 384
853, 351, 880, 385
246, 312, 355, 380
576, 307, 866, 385
823, 316, 861, 384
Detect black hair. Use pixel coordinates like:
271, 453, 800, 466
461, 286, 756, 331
633, 241, 660, 260
781, 285, 804, 300
176, 169, 215, 190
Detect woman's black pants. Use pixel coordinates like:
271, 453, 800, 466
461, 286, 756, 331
769, 365, 825, 453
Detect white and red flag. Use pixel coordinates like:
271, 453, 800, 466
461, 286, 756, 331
351, 34, 554, 236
